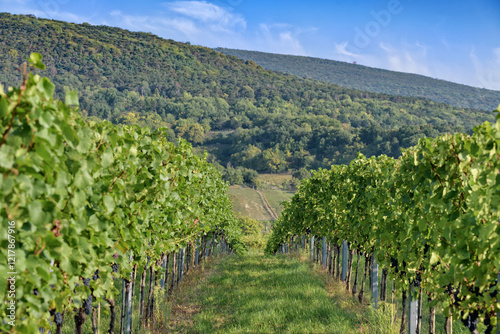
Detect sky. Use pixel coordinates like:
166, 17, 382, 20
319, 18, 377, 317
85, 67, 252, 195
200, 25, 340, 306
2, 0, 500, 90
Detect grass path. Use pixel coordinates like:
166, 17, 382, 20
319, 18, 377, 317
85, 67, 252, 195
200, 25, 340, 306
168, 253, 397, 333
255, 189, 278, 220
228, 186, 273, 220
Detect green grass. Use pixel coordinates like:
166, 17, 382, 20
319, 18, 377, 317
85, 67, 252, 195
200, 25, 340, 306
50, 250, 481, 333
228, 185, 293, 220
259, 173, 293, 189
343, 253, 473, 334
50, 249, 225, 334
169, 253, 400, 333
228, 186, 273, 220
261, 189, 293, 216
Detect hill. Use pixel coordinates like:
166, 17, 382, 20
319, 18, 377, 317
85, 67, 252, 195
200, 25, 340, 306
214, 48, 500, 111
228, 186, 293, 220
0, 13, 496, 172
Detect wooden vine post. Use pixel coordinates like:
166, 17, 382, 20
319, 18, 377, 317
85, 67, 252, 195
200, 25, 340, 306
322, 237, 327, 268
195, 240, 200, 266
408, 286, 418, 334
310, 236, 315, 261
125, 260, 133, 334
371, 254, 378, 309
352, 251, 361, 297
341, 241, 348, 282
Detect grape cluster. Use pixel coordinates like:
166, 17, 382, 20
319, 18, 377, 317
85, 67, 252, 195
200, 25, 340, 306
112, 263, 119, 273
83, 278, 90, 287
460, 310, 479, 332
92, 269, 100, 281
390, 257, 398, 272
54, 312, 63, 326
423, 243, 430, 255
411, 273, 421, 288
33, 289, 39, 296
84, 295, 93, 315
488, 280, 497, 298
484, 314, 495, 334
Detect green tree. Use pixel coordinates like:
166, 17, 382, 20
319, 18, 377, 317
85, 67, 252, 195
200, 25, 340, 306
238, 217, 266, 249
176, 123, 205, 144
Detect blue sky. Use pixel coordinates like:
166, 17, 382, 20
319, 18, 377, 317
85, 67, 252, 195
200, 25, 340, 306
2, 0, 500, 90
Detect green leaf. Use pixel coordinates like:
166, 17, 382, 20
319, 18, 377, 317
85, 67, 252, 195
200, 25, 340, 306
37, 77, 55, 99
71, 190, 87, 208
65, 91, 79, 106
35, 142, 53, 164
116, 239, 129, 253
76, 127, 93, 153
36, 265, 51, 282
56, 171, 71, 189
74, 169, 93, 189
29, 201, 44, 226
29, 52, 46, 70
0, 145, 14, 169
0, 96, 8, 118
417, 219, 427, 232
103, 194, 115, 215
100, 148, 114, 168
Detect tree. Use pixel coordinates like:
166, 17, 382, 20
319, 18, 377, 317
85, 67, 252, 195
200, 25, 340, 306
223, 167, 244, 185
261, 147, 287, 173
293, 167, 311, 180
238, 217, 266, 249
176, 123, 204, 144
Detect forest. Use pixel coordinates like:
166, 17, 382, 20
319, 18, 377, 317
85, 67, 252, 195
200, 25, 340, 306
214, 47, 500, 111
0, 13, 496, 182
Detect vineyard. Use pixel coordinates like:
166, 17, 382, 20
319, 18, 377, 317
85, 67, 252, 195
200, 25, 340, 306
266, 105, 500, 334
1, 52, 500, 334
0, 54, 244, 333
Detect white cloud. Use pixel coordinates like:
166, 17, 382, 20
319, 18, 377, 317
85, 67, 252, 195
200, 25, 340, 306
110, 10, 200, 38
470, 48, 500, 90
255, 23, 308, 56
441, 38, 450, 50
1, 0, 28, 4
108, 3, 248, 49
0, 0, 95, 23
495, 47, 500, 64
378, 42, 431, 76
164, 0, 246, 29
334, 41, 362, 59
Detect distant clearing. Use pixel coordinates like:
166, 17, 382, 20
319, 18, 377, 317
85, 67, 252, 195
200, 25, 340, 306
261, 189, 293, 216
228, 185, 293, 220
259, 173, 293, 189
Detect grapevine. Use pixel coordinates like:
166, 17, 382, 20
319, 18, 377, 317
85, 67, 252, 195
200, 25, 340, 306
0, 54, 244, 333
267, 105, 500, 327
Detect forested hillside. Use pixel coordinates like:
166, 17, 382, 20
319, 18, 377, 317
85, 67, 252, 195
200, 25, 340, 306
0, 13, 496, 177
214, 48, 500, 111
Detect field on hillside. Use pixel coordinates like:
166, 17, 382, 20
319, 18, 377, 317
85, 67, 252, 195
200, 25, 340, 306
228, 186, 273, 220
259, 173, 293, 189
261, 189, 293, 216
228, 185, 293, 220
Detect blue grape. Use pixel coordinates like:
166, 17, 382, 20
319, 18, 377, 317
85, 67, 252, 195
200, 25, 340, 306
54, 312, 63, 326
92, 269, 100, 281
83, 278, 90, 287
84, 295, 93, 315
